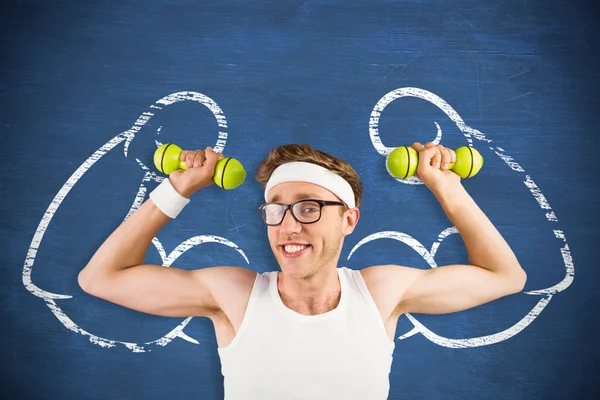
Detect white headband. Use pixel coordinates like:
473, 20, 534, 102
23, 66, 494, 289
264, 162, 356, 208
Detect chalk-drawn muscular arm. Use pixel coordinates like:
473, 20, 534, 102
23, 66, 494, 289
78, 147, 256, 320
363, 142, 527, 316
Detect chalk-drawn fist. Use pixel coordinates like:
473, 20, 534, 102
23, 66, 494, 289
412, 141, 460, 193
169, 146, 224, 197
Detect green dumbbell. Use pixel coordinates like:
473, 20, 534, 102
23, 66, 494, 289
386, 145, 484, 179
154, 143, 246, 190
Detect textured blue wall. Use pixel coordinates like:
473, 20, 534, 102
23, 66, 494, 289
2, 0, 598, 398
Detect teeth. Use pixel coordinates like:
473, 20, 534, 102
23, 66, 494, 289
284, 245, 308, 254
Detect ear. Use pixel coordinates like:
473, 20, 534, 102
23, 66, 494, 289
342, 208, 360, 235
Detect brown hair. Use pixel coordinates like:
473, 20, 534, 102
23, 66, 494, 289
256, 144, 363, 208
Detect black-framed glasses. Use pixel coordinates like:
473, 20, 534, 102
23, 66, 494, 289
258, 199, 347, 226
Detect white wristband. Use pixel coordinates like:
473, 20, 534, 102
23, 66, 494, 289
149, 178, 190, 219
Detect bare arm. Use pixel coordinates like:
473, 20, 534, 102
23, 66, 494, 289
78, 147, 254, 318
366, 142, 527, 317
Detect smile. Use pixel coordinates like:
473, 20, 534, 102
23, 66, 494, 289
281, 244, 311, 257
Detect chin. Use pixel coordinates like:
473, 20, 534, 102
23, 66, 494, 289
277, 259, 310, 277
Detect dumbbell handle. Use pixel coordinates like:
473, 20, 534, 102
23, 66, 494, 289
154, 143, 246, 190
154, 143, 220, 174
387, 145, 484, 179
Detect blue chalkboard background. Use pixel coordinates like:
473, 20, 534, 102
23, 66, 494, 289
2, 0, 599, 398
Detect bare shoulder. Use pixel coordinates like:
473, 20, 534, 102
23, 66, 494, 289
360, 265, 421, 318
192, 266, 257, 326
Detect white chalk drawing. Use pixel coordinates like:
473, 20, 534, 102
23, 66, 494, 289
22, 91, 249, 352
353, 87, 574, 348
23, 87, 572, 352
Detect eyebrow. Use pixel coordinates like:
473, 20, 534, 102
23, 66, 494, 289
269, 192, 322, 203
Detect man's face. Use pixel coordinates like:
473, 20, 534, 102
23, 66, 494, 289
265, 182, 359, 279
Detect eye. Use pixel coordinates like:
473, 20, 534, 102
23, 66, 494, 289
268, 207, 284, 216
297, 201, 320, 214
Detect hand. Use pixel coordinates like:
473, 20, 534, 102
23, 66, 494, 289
168, 146, 224, 198
411, 142, 461, 194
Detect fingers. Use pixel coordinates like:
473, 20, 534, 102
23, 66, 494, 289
192, 151, 206, 168
411, 142, 455, 170
178, 146, 225, 170
425, 142, 442, 168
180, 150, 189, 162
180, 149, 207, 168
437, 145, 457, 170
414, 142, 441, 168
438, 145, 452, 170
411, 142, 423, 152
448, 147, 456, 165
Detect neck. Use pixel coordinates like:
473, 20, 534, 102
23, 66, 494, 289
277, 267, 341, 315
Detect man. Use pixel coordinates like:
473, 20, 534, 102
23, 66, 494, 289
78, 142, 526, 399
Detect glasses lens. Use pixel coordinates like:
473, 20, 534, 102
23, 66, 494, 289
262, 204, 286, 225
292, 200, 321, 223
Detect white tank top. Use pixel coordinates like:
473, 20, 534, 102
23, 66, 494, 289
217, 267, 395, 400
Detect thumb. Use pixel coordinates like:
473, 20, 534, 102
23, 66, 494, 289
203, 147, 222, 173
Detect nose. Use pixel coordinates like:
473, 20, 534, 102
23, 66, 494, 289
278, 208, 302, 235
